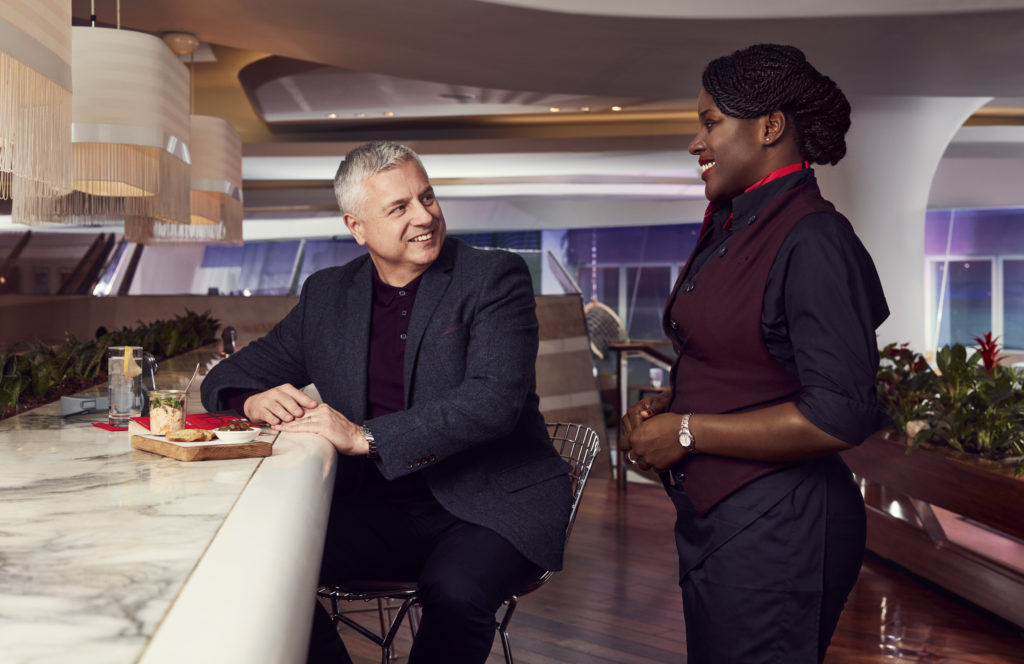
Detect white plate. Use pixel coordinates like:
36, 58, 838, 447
214, 428, 260, 443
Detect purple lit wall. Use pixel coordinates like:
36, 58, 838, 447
925, 209, 1024, 255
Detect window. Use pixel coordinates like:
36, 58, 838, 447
929, 258, 993, 347
925, 208, 1024, 352
624, 265, 672, 340
1003, 259, 1024, 350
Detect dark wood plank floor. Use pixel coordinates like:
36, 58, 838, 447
336, 477, 1024, 663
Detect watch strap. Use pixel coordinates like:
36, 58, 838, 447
361, 425, 379, 460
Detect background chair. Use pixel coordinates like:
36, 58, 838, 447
317, 421, 601, 664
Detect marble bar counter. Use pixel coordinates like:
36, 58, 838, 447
0, 351, 337, 664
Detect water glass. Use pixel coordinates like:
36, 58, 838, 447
108, 346, 144, 426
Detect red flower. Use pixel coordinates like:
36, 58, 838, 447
974, 332, 1004, 375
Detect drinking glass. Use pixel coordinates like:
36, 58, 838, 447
649, 367, 664, 389
108, 346, 144, 426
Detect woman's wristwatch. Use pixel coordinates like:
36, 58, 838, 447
678, 413, 697, 453
361, 425, 379, 460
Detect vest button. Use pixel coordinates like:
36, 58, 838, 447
674, 471, 686, 484
747, 215, 757, 225
717, 246, 727, 257
400, 333, 407, 340
683, 282, 695, 292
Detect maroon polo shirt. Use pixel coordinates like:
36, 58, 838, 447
224, 268, 432, 502
360, 269, 431, 500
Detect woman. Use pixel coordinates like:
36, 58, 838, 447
620, 44, 889, 663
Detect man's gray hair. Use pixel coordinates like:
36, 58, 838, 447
333, 141, 426, 217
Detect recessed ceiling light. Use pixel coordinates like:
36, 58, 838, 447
549, 107, 561, 113
611, 105, 623, 112
326, 113, 337, 119
383, 111, 395, 117
579, 106, 591, 112
355, 112, 365, 118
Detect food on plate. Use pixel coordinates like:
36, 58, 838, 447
166, 428, 216, 442
216, 421, 255, 432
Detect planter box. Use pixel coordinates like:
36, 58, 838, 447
841, 433, 1024, 627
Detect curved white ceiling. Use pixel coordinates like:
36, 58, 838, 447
477, 0, 1024, 19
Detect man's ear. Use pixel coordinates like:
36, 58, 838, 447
762, 110, 787, 145
343, 212, 366, 246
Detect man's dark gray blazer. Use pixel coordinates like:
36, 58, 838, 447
201, 237, 572, 571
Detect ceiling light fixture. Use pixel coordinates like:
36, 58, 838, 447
20, 15, 193, 232
611, 106, 623, 112
326, 112, 337, 119
130, 31, 243, 244
383, 111, 395, 117
1, 0, 72, 214
549, 107, 561, 113
579, 106, 591, 112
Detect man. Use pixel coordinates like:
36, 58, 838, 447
200, 141, 571, 664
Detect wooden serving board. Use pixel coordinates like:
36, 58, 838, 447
130, 430, 276, 462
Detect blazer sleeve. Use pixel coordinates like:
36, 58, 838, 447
368, 251, 543, 479
200, 280, 314, 413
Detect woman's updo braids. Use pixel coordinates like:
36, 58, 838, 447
701, 44, 851, 165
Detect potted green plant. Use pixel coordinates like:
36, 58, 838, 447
1, 309, 219, 419
876, 335, 1024, 472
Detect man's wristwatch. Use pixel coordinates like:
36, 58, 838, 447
678, 413, 697, 453
361, 425, 379, 460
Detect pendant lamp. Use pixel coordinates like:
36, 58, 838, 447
20, 25, 191, 229
0, 0, 72, 207
124, 36, 244, 244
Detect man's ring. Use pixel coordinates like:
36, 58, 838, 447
626, 451, 637, 465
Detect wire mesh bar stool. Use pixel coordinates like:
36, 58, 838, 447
316, 421, 601, 664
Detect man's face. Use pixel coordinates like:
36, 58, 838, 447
344, 160, 447, 286
688, 88, 768, 204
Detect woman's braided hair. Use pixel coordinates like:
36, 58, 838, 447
702, 44, 850, 165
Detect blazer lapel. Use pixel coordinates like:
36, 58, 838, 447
402, 239, 455, 406
331, 257, 373, 422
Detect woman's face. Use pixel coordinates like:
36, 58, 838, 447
688, 89, 769, 204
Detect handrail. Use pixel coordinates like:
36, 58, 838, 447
608, 342, 676, 490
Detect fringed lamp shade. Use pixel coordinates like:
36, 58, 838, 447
19, 26, 191, 228
126, 115, 243, 244
0, 0, 72, 205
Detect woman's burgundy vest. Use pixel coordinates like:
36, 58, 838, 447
665, 179, 849, 514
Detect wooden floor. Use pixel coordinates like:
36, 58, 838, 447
336, 477, 1024, 663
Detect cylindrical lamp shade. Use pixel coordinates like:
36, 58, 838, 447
0, 0, 72, 203
22, 26, 191, 227
126, 115, 244, 244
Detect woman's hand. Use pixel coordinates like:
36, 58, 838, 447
619, 390, 671, 459
271, 403, 368, 456
628, 412, 688, 473
243, 383, 318, 425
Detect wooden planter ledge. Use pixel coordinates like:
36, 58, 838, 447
841, 433, 1024, 627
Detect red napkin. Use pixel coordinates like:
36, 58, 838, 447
129, 412, 250, 431
93, 422, 128, 431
